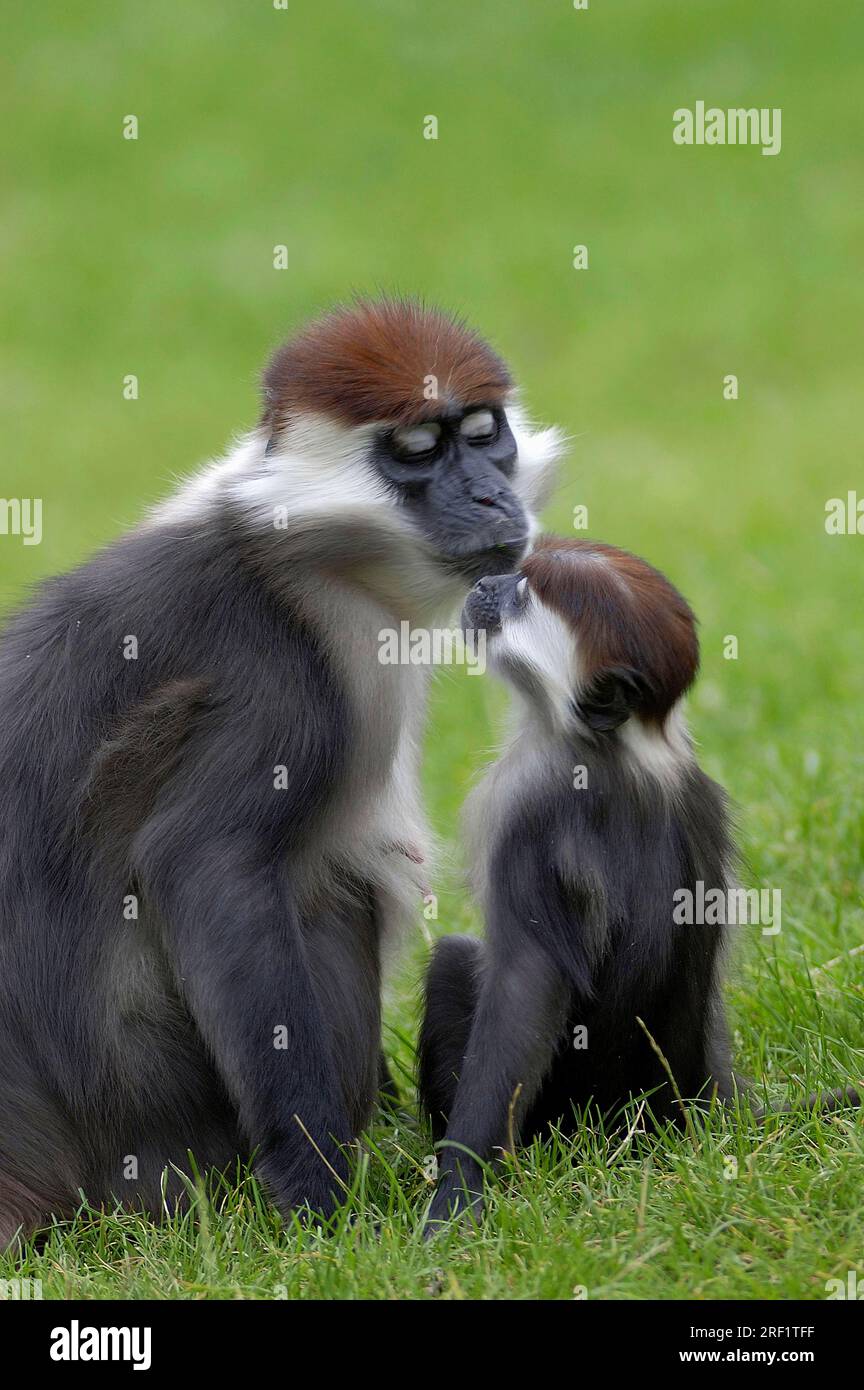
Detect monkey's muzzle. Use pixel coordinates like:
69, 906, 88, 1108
461, 572, 528, 635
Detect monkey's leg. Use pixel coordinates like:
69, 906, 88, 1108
286, 885, 419, 1145
418, 936, 484, 1141
0, 1168, 71, 1252
640, 995, 738, 1124
139, 833, 354, 1222
0, 1049, 87, 1248
427, 940, 569, 1229
303, 883, 386, 1136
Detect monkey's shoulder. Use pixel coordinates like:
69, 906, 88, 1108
1, 518, 348, 701
472, 743, 732, 888
0, 521, 353, 840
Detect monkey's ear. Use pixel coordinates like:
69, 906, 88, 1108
577, 666, 650, 732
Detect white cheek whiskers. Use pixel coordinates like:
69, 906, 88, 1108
489, 604, 695, 789
617, 703, 694, 790
506, 400, 568, 514
489, 603, 580, 737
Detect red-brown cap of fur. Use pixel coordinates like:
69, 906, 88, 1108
521, 537, 699, 721
261, 297, 512, 431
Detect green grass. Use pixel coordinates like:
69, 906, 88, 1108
1, 0, 863, 1299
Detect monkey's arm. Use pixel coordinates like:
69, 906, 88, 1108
425, 828, 606, 1227
131, 701, 352, 1220
426, 932, 569, 1227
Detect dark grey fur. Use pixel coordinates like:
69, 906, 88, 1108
0, 393, 538, 1244
419, 572, 860, 1226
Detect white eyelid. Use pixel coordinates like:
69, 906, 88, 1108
393, 423, 440, 454
459, 409, 495, 439
515, 577, 529, 602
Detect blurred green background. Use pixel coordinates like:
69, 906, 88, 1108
1, 0, 862, 1297
3, 0, 861, 931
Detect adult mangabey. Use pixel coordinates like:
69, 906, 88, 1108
0, 298, 564, 1244
419, 537, 860, 1224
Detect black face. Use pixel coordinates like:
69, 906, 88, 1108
461, 571, 529, 634
370, 406, 531, 579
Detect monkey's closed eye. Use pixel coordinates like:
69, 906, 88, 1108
459, 409, 496, 442
391, 422, 441, 459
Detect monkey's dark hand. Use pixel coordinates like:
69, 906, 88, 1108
424, 1157, 485, 1237
257, 1122, 352, 1227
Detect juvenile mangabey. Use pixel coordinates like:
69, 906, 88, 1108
0, 298, 564, 1245
419, 537, 859, 1223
